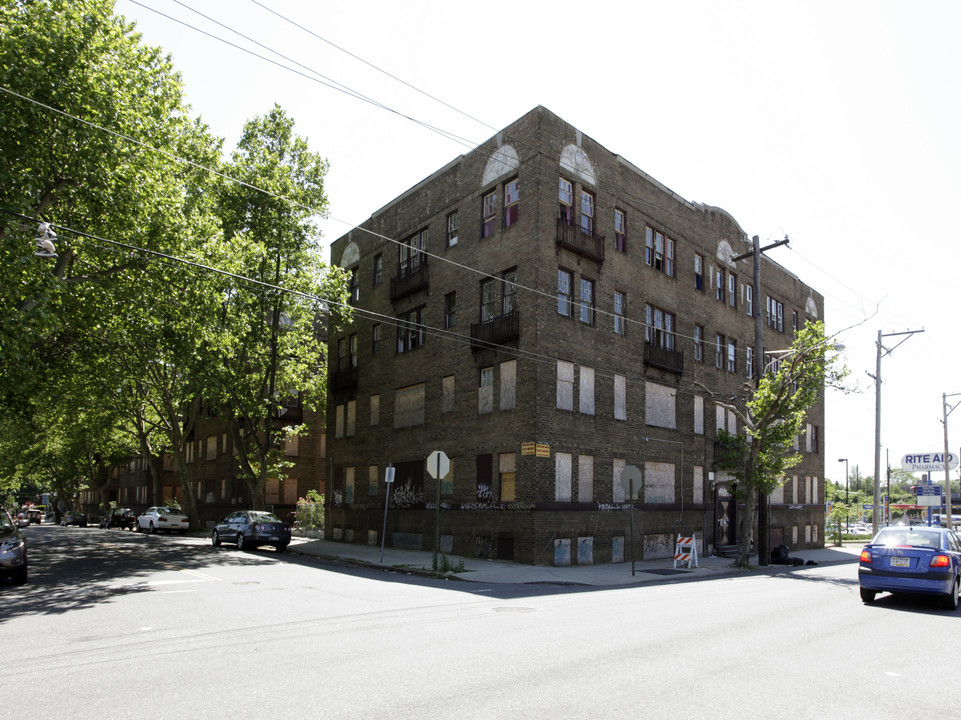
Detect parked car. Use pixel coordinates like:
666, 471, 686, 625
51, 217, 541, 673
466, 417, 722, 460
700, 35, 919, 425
0, 508, 28, 585
100, 507, 137, 530
136, 507, 189, 534
858, 525, 961, 610
211, 510, 291, 552
60, 510, 88, 527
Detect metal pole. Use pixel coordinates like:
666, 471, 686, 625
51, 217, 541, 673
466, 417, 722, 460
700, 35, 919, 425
433, 454, 441, 570
873, 330, 882, 536
380, 464, 392, 563
630, 477, 635, 577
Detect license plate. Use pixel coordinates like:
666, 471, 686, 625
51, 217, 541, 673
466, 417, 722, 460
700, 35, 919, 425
891, 556, 910, 567
270, 536, 279, 541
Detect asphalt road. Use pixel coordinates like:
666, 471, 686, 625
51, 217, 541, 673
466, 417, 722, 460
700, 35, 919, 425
3, 525, 960, 719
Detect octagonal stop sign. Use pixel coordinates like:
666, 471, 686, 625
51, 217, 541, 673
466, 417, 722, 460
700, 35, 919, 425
426, 450, 450, 480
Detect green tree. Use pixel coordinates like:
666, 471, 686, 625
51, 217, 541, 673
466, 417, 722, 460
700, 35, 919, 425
709, 321, 848, 568
210, 105, 347, 510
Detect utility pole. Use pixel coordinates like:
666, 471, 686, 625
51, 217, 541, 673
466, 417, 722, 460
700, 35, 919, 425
732, 234, 788, 566
941, 392, 961, 531
870, 328, 923, 537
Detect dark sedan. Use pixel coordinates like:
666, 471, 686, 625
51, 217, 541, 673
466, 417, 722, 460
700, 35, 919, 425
211, 510, 291, 552
0, 509, 28, 585
858, 525, 961, 610
60, 511, 88, 527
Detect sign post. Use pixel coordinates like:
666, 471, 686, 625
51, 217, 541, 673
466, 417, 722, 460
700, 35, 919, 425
380, 464, 395, 562
426, 450, 451, 570
620, 465, 643, 576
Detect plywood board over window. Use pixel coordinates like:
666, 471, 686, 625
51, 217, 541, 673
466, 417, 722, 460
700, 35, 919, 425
644, 461, 676, 503
500, 360, 516, 410
499, 452, 516, 501
556, 360, 574, 411
578, 454, 594, 502
614, 375, 627, 421
579, 366, 595, 415
645, 382, 676, 429
394, 383, 425, 429
442, 375, 455, 414
555, 452, 572, 502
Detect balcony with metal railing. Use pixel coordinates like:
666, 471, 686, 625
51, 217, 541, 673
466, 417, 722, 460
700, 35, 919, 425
390, 257, 429, 301
556, 219, 605, 263
470, 310, 520, 351
643, 341, 684, 374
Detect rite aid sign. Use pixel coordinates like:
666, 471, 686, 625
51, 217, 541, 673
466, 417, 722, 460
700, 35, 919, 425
901, 452, 959, 472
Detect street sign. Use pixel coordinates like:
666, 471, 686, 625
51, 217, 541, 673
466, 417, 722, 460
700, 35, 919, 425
384, 466, 396, 484
620, 465, 643, 500
426, 450, 450, 480
901, 452, 959, 472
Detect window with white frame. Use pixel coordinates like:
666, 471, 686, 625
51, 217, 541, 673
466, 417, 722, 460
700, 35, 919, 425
580, 190, 595, 235
767, 296, 784, 332
727, 339, 736, 373
745, 284, 753, 317
694, 324, 704, 362
558, 177, 574, 224
645, 226, 675, 276
396, 306, 425, 353
504, 178, 519, 227
482, 191, 497, 238
694, 253, 704, 291
645, 305, 675, 349
727, 272, 737, 308
715, 268, 725, 302
715, 333, 725, 369
557, 268, 573, 317
446, 211, 458, 247
614, 209, 626, 252
399, 229, 427, 276
614, 291, 626, 335
579, 277, 595, 325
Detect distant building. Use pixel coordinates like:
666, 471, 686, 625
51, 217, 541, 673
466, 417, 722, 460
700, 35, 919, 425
326, 106, 824, 565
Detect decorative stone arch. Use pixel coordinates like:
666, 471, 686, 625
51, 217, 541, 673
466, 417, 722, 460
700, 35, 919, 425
716, 239, 736, 267
339, 241, 360, 269
560, 143, 596, 186
482, 144, 520, 186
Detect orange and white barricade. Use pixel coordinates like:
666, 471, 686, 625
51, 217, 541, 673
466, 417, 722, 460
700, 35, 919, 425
673, 535, 699, 569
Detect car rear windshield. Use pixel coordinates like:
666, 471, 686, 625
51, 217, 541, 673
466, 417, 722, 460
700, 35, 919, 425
875, 528, 942, 549
250, 512, 282, 523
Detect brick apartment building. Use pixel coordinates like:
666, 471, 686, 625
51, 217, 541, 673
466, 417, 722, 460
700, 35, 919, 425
326, 106, 825, 565
78, 402, 327, 527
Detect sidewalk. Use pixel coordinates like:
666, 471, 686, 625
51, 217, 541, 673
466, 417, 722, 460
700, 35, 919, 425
287, 536, 864, 586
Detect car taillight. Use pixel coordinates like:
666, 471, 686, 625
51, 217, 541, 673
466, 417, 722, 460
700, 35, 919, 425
158, 516, 167, 522
859, 549, 872, 564
930, 554, 951, 568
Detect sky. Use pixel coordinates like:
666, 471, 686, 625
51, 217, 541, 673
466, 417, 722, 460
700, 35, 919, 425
114, 0, 961, 490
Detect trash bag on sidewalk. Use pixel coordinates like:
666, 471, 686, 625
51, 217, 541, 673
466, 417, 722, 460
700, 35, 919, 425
771, 544, 805, 566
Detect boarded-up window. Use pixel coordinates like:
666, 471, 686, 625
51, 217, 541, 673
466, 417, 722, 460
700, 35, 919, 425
805, 476, 812, 504
500, 360, 516, 411
792, 475, 799, 504
285, 434, 299, 457
478, 367, 494, 414
693, 465, 704, 503
345, 467, 355, 504
283, 478, 298, 504
614, 375, 626, 421
727, 410, 737, 435
335, 404, 345, 438
771, 479, 784, 504
370, 395, 380, 426
644, 461, 675, 503
394, 383, 425, 429
368, 466, 378, 496
555, 452, 572, 501
442, 375, 455, 414
557, 360, 574, 410
499, 452, 516, 502
476, 454, 493, 501
612, 458, 626, 502
266, 478, 280, 504
715, 405, 725, 433
221, 433, 228, 456
578, 454, 594, 502
579, 366, 595, 415
645, 382, 676, 429
206, 435, 217, 461
812, 476, 819, 503
694, 396, 704, 435
346, 400, 356, 437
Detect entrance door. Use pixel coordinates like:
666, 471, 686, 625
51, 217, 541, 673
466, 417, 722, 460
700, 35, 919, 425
715, 481, 737, 548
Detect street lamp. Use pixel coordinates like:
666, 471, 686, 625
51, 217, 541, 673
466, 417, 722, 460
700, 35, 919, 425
838, 458, 849, 505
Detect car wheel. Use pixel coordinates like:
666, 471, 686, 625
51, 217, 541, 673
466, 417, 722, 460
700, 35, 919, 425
149, 522, 157, 534
275, 543, 288, 553
944, 577, 960, 611
236, 533, 246, 551
134, 522, 141, 533
211, 529, 221, 546
859, 587, 876, 603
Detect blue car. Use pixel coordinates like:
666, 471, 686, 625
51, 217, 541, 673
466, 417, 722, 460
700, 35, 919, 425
858, 526, 961, 610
